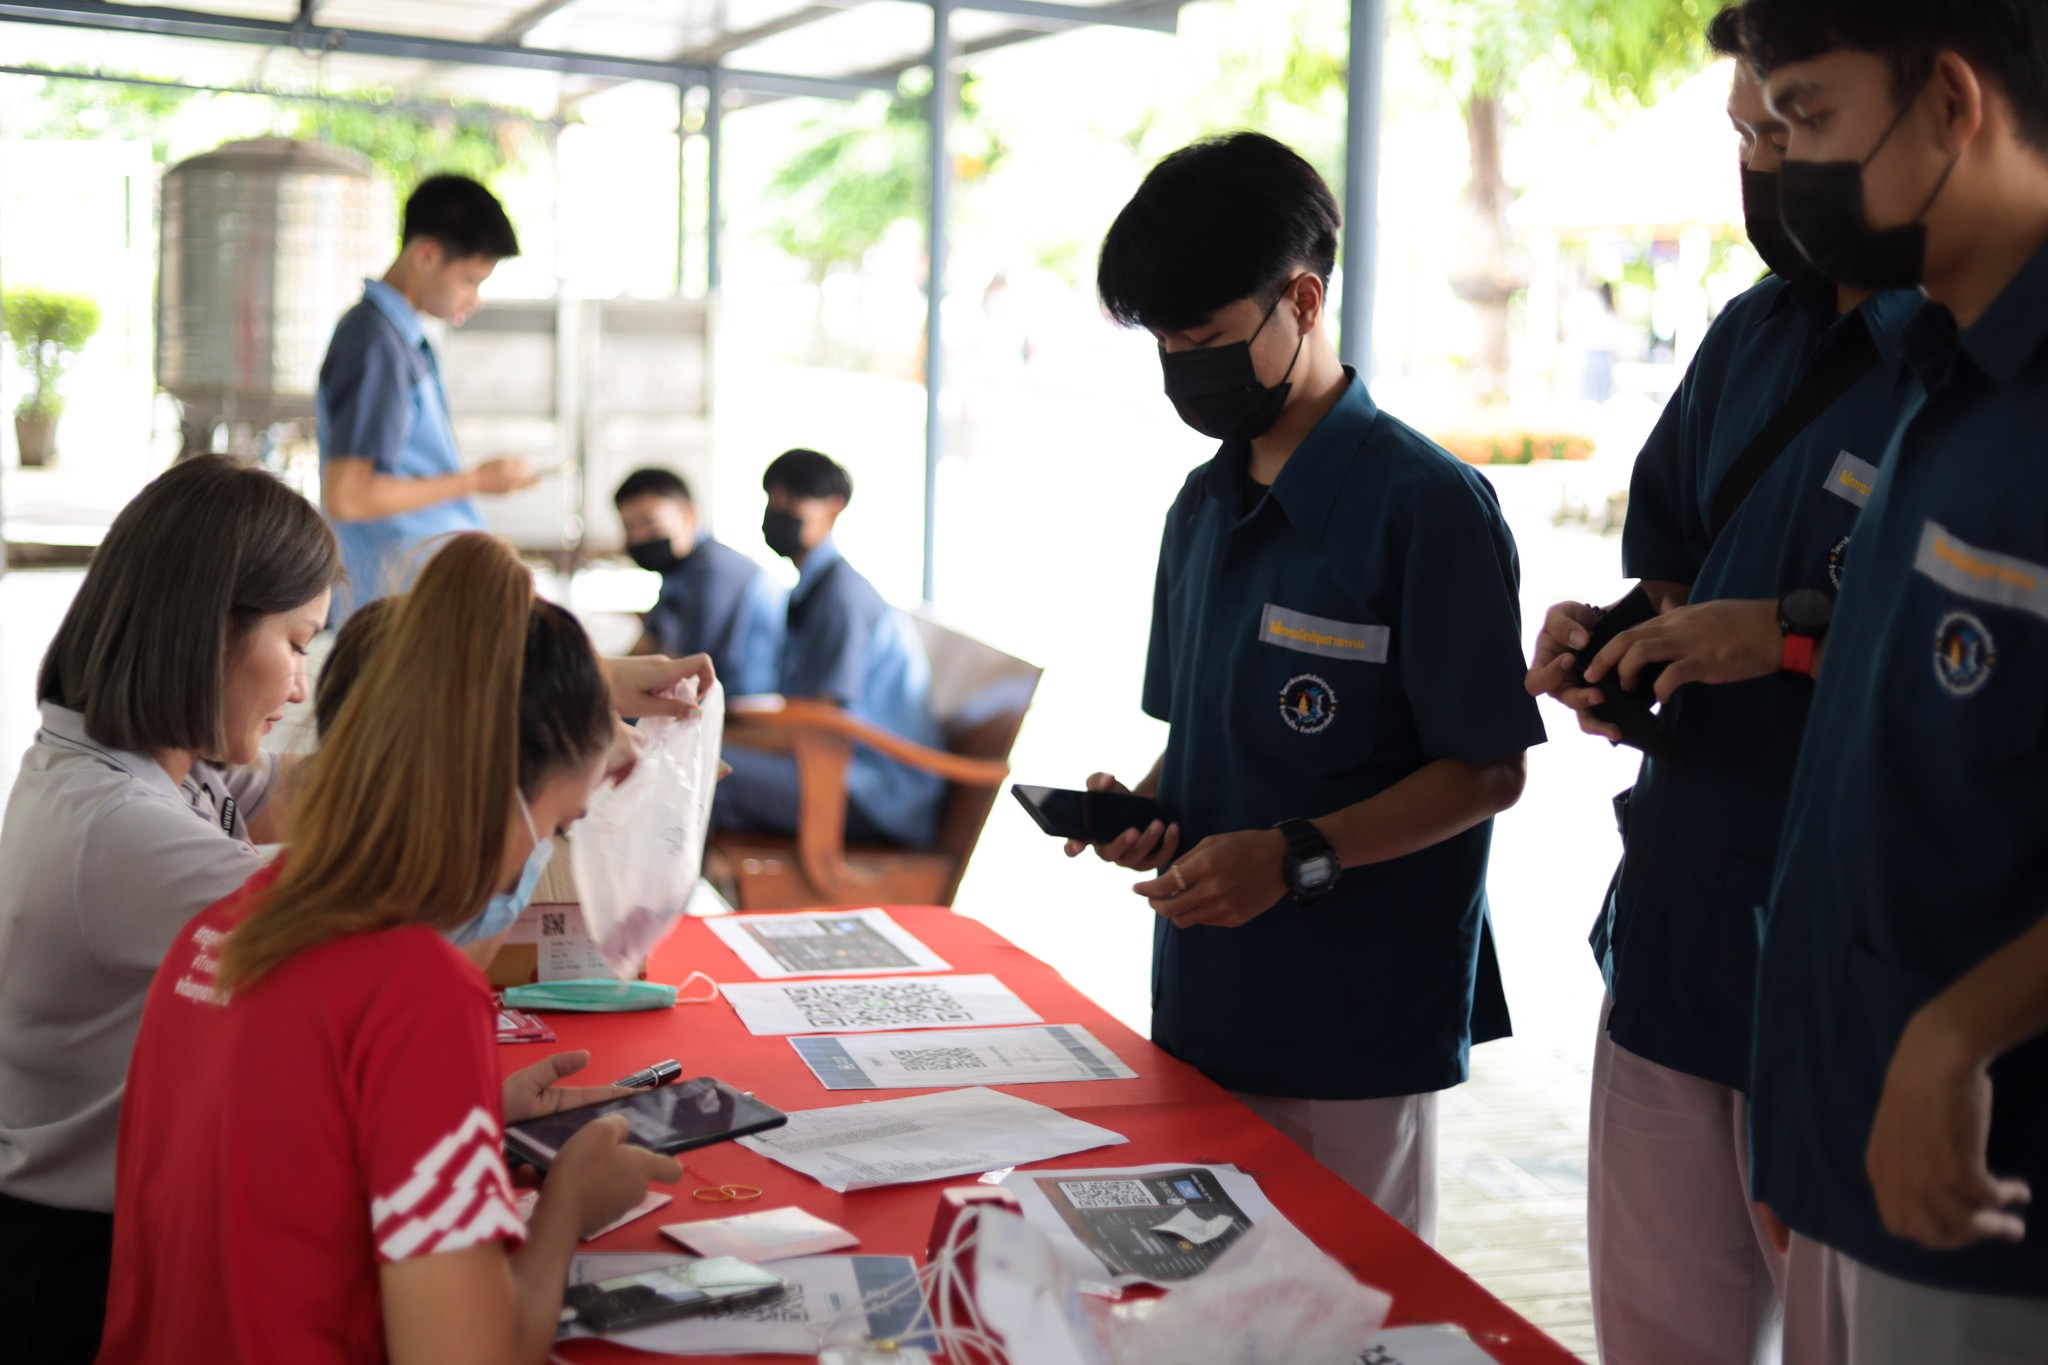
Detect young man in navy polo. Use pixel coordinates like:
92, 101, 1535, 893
1693, 2, 2048, 1357
1071, 133, 1544, 1242
614, 467, 785, 696
1524, 10, 1921, 1360
318, 175, 536, 626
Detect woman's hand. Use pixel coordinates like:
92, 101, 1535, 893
546, 1114, 684, 1240
501, 1051, 639, 1125
603, 654, 716, 720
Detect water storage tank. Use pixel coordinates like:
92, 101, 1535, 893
157, 138, 392, 454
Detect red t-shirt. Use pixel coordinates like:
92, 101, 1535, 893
98, 861, 524, 1364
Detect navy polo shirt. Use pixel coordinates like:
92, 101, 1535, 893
1593, 275, 1922, 1092
1142, 372, 1546, 1100
642, 535, 787, 696
1750, 238, 2048, 1295
782, 541, 946, 849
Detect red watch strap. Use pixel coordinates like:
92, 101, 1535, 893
1781, 632, 1817, 677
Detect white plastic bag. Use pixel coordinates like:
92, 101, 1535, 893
1096, 1221, 1392, 1365
569, 680, 724, 979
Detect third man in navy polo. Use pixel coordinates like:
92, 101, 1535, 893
1075, 133, 1543, 1243
1734, 5, 2048, 1356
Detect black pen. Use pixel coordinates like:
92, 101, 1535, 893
613, 1059, 683, 1089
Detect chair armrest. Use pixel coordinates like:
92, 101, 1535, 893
726, 696, 1010, 787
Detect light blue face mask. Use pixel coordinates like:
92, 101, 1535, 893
448, 793, 551, 947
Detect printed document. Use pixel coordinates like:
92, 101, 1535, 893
791, 1025, 1136, 1090
707, 908, 950, 979
720, 974, 1040, 1035
738, 1086, 1127, 1193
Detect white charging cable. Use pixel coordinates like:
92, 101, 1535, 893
808, 1206, 1008, 1364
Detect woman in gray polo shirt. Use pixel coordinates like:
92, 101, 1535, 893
0, 456, 341, 1365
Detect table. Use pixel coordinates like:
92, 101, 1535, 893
503, 907, 1579, 1365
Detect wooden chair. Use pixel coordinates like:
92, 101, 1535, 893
705, 611, 1041, 910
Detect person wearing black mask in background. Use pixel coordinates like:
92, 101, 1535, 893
713, 449, 944, 849
1523, 9, 1923, 1362
614, 467, 785, 696
1067, 132, 1544, 1245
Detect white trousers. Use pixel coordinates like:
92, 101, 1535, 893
1786, 1239, 2048, 1365
1234, 1089, 1439, 1245
1589, 1002, 1786, 1365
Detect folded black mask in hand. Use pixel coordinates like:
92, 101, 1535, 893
1572, 585, 1684, 768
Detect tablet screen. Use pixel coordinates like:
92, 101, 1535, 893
507, 1078, 783, 1163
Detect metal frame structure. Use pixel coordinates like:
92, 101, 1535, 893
0, 0, 1388, 595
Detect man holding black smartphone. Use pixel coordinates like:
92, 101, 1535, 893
1522, 12, 1921, 1362
1069, 133, 1544, 1242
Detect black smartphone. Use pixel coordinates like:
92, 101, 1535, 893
1571, 586, 1682, 766
1011, 784, 1166, 843
566, 1256, 786, 1334
504, 1077, 786, 1171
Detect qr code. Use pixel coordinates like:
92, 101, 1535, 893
783, 981, 975, 1030
540, 912, 567, 937
1056, 1180, 1159, 1209
889, 1048, 985, 1073
712, 1284, 809, 1324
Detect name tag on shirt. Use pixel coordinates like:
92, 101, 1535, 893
1914, 521, 2048, 624
1259, 604, 1389, 663
1824, 451, 1878, 508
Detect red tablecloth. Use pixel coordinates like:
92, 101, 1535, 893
506, 907, 1577, 1365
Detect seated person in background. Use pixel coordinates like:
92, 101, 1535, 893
715, 449, 945, 849
615, 467, 784, 695
96, 534, 680, 1365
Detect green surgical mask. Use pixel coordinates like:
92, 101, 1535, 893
501, 978, 680, 1012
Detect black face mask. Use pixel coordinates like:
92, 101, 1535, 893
762, 508, 807, 561
626, 537, 683, 575
1779, 89, 1959, 291
1158, 284, 1306, 443
1740, 166, 1807, 282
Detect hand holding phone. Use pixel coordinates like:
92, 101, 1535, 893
549, 1114, 684, 1241
1014, 784, 1166, 844
1571, 586, 1683, 765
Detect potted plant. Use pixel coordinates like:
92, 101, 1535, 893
4, 287, 101, 468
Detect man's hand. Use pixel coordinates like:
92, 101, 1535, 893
604, 653, 716, 720
1062, 772, 1179, 871
473, 456, 537, 495
1865, 1007, 2032, 1250
502, 1051, 641, 1126
1133, 828, 1289, 929
1524, 601, 1622, 742
1584, 598, 1783, 702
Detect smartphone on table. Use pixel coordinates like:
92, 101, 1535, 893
1011, 784, 1167, 844
566, 1256, 786, 1334
504, 1077, 786, 1171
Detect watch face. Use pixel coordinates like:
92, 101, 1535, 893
1782, 586, 1833, 634
1296, 853, 1341, 893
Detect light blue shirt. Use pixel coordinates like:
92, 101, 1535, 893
316, 279, 486, 625
782, 540, 945, 847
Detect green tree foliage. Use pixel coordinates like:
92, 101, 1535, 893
760, 71, 1004, 284
286, 101, 536, 201
3, 287, 103, 419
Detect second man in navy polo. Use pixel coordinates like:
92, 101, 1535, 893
1074, 133, 1544, 1244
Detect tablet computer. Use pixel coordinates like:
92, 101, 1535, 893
504, 1077, 787, 1171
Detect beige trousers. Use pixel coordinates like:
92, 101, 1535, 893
1233, 1089, 1439, 1245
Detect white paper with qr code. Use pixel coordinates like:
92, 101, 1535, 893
791, 1025, 1137, 1090
719, 974, 1041, 1035
737, 1086, 1127, 1193
706, 908, 950, 979
997, 1162, 1300, 1286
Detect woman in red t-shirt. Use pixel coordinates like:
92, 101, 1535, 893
98, 534, 683, 1365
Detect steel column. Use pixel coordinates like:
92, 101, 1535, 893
705, 68, 725, 293
921, 1, 952, 604
1340, 0, 1387, 375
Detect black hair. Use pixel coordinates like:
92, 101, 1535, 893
1741, 0, 2048, 149
613, 466, 694, 508
313, 597, 396, 740
41, 456, 341, 755
402, 174, 521, 260
1097, 131, 1341, 333
762, 448, 853, 504
518, 599, 612, 798
1708, 3, 1746, 60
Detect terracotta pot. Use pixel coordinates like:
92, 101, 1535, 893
14, 413, 56, 467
